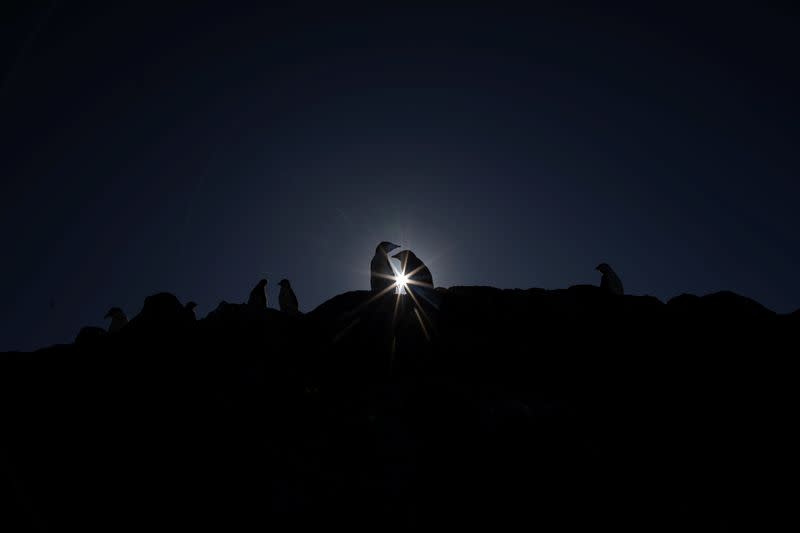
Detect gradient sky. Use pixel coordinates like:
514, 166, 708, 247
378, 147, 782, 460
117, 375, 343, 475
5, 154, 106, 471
2, 3, 799, 351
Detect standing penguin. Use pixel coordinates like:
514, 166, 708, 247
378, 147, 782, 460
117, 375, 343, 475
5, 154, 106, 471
596, 263, 624, 295
247, 279, 268, 309
104, 307, 128, 333
393, 249, 441, 320
392, 249, 436, 308
278, 279, 300, 315
371, 241, 401, 293
392, 250, 434, 289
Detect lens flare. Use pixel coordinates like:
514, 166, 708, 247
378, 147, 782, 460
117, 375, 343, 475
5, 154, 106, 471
395, 273, 410, 289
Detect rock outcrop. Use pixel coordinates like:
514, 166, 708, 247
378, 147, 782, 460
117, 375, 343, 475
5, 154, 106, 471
0, 286, 795, 532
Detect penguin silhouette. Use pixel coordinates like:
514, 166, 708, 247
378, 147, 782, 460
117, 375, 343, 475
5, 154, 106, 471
371, 241, 401, 293
392, 250, 438, 309
278, 279, 300, 315
596, 263, 624, 295
248, 279, 268, 309
185, 301, 197, 320
104, 307, 128, 333
392, 250, 434, 289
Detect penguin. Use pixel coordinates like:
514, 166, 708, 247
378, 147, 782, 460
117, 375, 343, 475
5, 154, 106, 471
248, 279, 268, 309
392, 250, 434, 289
370, 241, 401, 293
185, 301, 197, 320
278, 279, 300, 315
596, 263, 624, 295
392, 250, 441, 321
104, 307, 128, 333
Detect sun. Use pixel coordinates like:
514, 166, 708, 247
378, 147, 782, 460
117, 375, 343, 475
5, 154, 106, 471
394, 272, 410, 294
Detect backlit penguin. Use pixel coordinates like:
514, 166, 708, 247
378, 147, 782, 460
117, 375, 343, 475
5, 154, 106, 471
393, 249, 441, 314
596, 263, 624, 295
392, 249, 435, 305
278, 279, 300, 315
104, 307, 128, 333
248, 279, 268, 310
392, 250, 434, 289
370, 241, 401, 293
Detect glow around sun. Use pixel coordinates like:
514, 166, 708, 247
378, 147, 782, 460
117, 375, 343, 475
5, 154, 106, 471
395, 273, 410, 289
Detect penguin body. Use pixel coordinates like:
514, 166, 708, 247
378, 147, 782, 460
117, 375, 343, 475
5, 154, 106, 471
278, 279, 300, 315
104, 307, 128, 333
392, 250, 441, 325
370, 241, 401, 293
596, 263, 624, 295
392, 250, 434, 289
248, 279, 268, 309
392, 250, 439, 309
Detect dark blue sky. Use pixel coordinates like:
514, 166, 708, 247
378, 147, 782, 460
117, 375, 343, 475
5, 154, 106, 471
2, 3, 799, 350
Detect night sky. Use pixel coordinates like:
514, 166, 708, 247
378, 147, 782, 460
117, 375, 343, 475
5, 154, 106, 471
2, 3, 799, 351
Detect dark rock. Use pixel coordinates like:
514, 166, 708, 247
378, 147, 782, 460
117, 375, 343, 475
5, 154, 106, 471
129, 292, 190, 325
1, 284, 794, 532
74, 326, 107, 345
203, 301, 288, 327
668, 290, 775, 319
309, 290, 374, 321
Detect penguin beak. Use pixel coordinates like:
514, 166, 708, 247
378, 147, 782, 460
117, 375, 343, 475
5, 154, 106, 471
387, 243, 400, 252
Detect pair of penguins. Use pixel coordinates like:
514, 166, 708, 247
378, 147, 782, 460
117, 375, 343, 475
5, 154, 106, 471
247, 278, 300, 315
370, 242, 434, 296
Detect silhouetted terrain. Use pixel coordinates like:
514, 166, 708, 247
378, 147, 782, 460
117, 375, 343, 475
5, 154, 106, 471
1, 286, 796, 532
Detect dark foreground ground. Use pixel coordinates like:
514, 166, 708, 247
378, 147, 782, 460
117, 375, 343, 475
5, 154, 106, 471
1, 286, 796, 531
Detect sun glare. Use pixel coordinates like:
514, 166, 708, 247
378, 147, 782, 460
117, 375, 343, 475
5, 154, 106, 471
395, 273, 409, 288
395, 273, 409, 294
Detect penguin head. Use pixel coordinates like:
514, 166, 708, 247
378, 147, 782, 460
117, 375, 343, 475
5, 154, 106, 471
185, 301, 197, 311
257, 279, 268, 288
104, 307, 125, 320
392, 250, 420, 272
377, 241, 400, 254
392, 250, 417, 263
596, 263, 613, 274
278, 279, 291, 288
